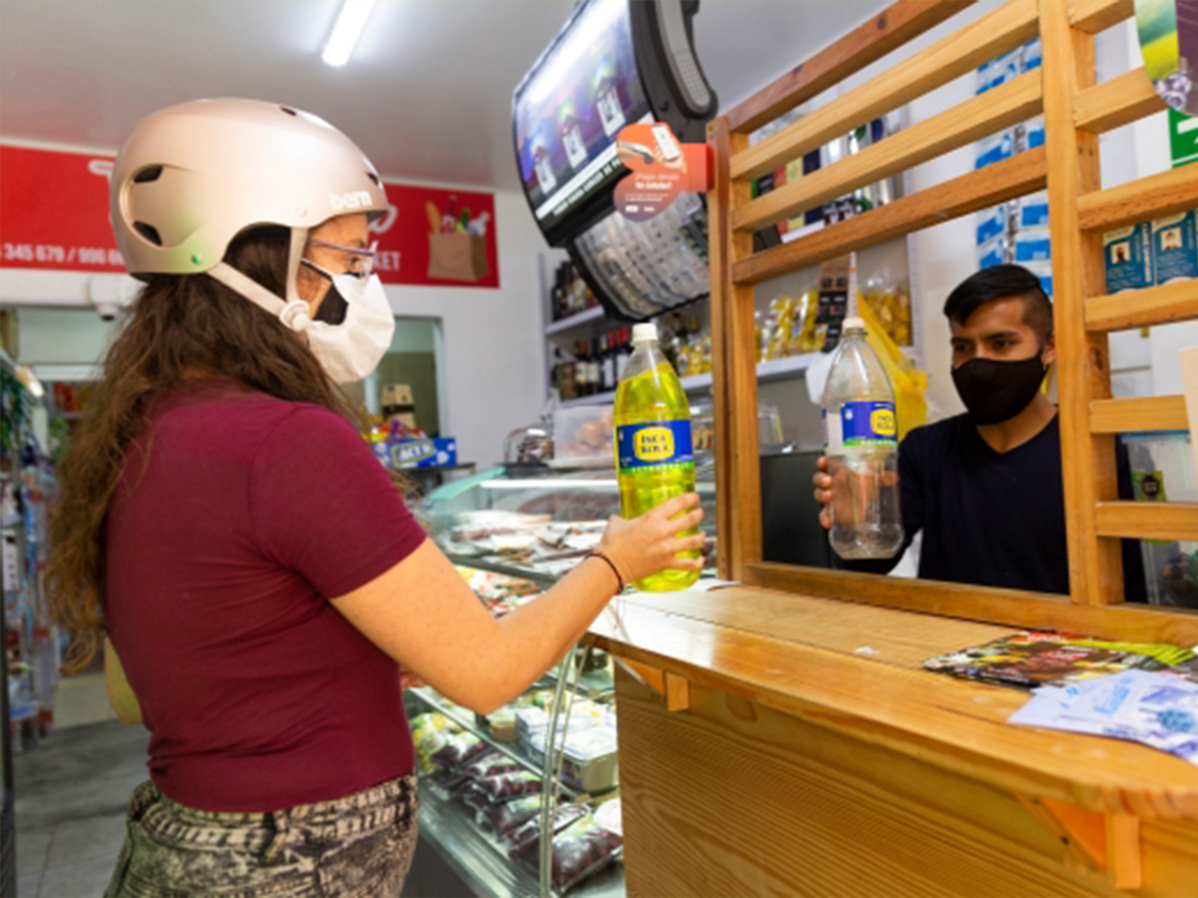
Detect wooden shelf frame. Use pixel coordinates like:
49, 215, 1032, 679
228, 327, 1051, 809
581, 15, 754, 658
707, 0, 1197, 639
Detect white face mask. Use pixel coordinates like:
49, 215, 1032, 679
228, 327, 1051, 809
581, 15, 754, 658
207, 261, 395, 385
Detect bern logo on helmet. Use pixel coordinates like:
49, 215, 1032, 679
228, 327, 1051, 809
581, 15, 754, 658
329, 190, 373, 212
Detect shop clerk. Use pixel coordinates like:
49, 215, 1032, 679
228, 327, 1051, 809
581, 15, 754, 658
46, 99, 704, 898
815, 264, 1143, 596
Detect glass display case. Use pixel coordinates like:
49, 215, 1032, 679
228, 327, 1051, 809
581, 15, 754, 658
407, 462, 717, 898
420, 459, 718, 585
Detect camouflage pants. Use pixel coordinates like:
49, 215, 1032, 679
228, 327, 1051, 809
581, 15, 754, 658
104, 776, 419, 898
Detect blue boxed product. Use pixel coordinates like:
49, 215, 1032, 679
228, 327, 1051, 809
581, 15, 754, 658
1018, 193, 1050, 229
1152, 211, 1198, 284
976, 205, 1008, 246
375, 437, 458, 469
1021, 38, 1042, 72
1014, 228, 1051, 263
1103, 223, 1154, 293
978, 235, 1008, 270
975, 131, 1014, 170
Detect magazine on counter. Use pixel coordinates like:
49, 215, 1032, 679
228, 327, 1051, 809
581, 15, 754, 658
923, 631, 1197, 689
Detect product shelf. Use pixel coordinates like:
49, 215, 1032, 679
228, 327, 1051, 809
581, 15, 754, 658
558, 351, 822, 408
409, 687, 566, 789
416, 780, 625, 898
444, 552, 560, 587
545, 306, 607, 338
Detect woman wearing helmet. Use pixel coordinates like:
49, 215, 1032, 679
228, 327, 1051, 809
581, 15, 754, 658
46, 99, 703, 898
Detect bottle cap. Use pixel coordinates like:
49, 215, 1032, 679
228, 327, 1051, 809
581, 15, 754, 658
842, 317, 866, 331
632, 323, 658, 344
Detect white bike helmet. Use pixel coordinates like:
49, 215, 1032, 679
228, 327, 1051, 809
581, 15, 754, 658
110, 98, 389, 299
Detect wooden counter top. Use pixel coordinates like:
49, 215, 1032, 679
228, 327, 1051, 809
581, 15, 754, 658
586, 585, 1198, 820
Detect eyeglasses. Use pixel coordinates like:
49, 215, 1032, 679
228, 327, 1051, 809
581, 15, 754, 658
305, 239, 378, 279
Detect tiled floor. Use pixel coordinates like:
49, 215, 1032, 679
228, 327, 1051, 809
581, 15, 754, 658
12, 720, 149, 898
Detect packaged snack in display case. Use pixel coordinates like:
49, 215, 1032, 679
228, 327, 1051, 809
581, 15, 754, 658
551, 408, 615, 468
547, 815, 624, 893
506, 803, 590, 857
460, 750, 523, 781
411, 712, 461, 773
858, 268, 912, 347
478, 793, 546, 835
472, 769, 543, 803
527, 726, 620, 793
430, 731, 489, 768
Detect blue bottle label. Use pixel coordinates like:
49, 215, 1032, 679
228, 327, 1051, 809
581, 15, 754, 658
826, 401, 897, 451
616, 421, 694, 472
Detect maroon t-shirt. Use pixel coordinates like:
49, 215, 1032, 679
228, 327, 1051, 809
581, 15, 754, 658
105, 380, 426, 812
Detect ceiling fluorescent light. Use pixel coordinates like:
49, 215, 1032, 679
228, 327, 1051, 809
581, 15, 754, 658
322, 0, 377, 67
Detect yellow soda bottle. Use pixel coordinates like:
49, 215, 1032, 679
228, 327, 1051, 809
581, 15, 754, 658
613, 323, 700, 591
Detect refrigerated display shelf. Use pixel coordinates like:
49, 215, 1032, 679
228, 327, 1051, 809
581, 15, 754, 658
445, 553, 560, 586
408, 687, 569, 791
416, 779, 626, 898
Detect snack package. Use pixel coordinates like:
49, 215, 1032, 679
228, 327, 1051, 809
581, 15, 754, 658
460, 749, 523, 782
479, 793, 545, 835
410, 712, 460, 774
473, 769, 543, 803
507, 803, 589, 857
549, 816, 624, 893
429, 732, 487, 769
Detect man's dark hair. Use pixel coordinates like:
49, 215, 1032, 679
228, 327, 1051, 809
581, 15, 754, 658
943, 264, 1053, 343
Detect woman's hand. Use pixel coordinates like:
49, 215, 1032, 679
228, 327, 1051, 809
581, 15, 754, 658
597, 493, 705, 585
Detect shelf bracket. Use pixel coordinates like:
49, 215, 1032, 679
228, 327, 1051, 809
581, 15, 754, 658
620, 659, 690, 712
1016, 794, 1142, 889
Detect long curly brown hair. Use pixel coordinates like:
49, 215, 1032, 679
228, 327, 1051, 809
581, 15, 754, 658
47, 226, 362, 675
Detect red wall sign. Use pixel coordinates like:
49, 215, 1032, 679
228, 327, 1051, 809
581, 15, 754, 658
0, 144, 499, 288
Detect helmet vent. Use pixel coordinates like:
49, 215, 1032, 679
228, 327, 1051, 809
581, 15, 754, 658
366, 171, 380, 186
279, 106, 297, 116
133, 222, 163, 246
133, 165, 163, 183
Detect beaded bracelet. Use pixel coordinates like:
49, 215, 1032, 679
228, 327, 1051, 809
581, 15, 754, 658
585, 550, 625, 594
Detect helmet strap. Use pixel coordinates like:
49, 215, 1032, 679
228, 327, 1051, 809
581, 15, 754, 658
286, 227, 309, 303
208, 261, 312, 333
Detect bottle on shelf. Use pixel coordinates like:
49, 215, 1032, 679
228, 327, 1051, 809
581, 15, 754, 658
613, 322, 701, 591
590, 337, 604, 394
821, 317, 903, 560
575, 340, 589, 397
602, 334, 616, 394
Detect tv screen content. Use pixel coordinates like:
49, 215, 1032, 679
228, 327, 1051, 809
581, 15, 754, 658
514, 0, 651, 241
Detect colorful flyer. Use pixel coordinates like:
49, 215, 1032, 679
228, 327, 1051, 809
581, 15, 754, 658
613, 122, 710, 223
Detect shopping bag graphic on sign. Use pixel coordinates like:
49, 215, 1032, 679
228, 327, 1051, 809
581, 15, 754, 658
425, 198, 491, 282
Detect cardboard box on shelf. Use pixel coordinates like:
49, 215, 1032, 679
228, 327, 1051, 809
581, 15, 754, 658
382, 383, 417, 431
1151, 211, 1198, 284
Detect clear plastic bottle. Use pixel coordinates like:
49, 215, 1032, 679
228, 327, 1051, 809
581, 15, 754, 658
821, 317, 904, 559
613, 323, 700, 591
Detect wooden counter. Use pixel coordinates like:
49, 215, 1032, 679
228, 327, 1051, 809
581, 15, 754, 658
587, 586, 1198, 897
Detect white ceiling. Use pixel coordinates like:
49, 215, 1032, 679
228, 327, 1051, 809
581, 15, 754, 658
0, 0, 886, 190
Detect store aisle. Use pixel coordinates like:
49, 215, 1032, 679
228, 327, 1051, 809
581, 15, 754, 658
12, 720, 147, 898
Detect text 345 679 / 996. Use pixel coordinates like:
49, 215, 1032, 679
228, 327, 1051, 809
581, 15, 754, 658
3, 243, 124, 267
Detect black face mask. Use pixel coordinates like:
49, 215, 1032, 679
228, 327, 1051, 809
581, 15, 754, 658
951, 353, 1046, 425
312, 287, 348, 325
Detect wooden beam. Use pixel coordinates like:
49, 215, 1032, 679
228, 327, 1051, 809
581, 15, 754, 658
1085, 278, 1198, 331
709, 117, 763, 579
725, 1, 973, 135
1105, 813, 1143, 890
733, 148, 1047, 285
1078, 164, 1198, 232
732, 71, 1043, 234
708, 116, 736, 581
1074, 67, 1165, 133
1090, 396, 1190, 434
1069, 0, 1135, 34
731, 0, 1038, 182
740, 561, 1198, 645
1043, 0, 1124, 606
664, 672, 690, 713
1095, 501, 1198, 541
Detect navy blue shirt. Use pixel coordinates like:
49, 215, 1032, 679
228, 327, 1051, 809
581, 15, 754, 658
838, 413, 1144, 598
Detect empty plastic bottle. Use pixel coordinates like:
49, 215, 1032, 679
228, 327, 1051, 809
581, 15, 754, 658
821, 317, 904, 559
